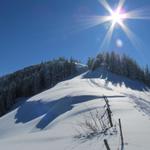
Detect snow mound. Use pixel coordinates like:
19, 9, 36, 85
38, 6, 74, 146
0, 69, 150, 150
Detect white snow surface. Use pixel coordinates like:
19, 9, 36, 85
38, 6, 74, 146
0, 68, 150, 150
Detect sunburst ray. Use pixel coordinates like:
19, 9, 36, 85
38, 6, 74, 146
75, 0, 150, 54
98, 0, 113, 14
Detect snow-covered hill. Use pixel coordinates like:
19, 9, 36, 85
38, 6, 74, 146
0, 68, 150, 150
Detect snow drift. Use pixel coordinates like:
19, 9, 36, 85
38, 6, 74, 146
0, 68, 150, 150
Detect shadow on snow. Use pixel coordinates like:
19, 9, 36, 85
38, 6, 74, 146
83, 69, 149, 91
15, 95, 125, 130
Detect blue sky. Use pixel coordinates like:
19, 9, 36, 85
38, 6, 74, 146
0, 0, 150, 76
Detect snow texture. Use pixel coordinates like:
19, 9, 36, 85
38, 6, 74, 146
0, 68, 150, 150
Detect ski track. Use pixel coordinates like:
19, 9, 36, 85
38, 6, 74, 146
125, 94, 150, 117
88, 77, 150, 118
87, 78, 112, 91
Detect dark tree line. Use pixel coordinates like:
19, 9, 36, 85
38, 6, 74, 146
0, 57, 77, 116
87, 51, 150, 86
1, 52, 150, 117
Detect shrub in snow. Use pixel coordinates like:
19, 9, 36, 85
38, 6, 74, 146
74, 107, 117, 140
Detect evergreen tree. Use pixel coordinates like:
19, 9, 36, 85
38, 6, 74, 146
88, 51, 150, 87
0, 58, 78, 116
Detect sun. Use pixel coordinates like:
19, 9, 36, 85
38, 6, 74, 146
77, 0, 150, 70
95, 0, 150, 49
110, 9, 125, 25
78, 0, 150, 50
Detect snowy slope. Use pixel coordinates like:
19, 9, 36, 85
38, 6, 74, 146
0, 68, 150, 150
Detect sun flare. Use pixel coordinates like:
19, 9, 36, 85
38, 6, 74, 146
79, 0, 150, 50
110, 9, 126, 25
98, 0, 150, 49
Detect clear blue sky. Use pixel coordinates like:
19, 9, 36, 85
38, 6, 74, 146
0, 0, 150, 76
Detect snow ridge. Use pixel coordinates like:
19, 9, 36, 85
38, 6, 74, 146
0, 69, 150, 150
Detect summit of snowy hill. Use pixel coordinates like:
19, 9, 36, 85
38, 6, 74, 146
0, 68, 150, 150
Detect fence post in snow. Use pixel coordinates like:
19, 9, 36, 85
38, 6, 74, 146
107, 108, 113, 128
104, 139, 111, 150
119, 118, 124, 147
104, 96, 110, 109
104, 96, 113, 128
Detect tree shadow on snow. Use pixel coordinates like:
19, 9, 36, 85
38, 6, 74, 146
15, 100, 58, 123
15, 95, 125, 130
83, 69, 149, 91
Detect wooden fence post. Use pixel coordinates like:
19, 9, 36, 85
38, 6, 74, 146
104, 96, 110, 108
104, 96, 113, 128
104, 139, 111, 150
119, 118, 124, 147
107, 108, 113, 127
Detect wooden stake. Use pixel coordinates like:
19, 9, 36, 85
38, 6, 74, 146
104, 96, 112, 114
104, 96, 110, 108
119, 119, 124, 147
107, 108, 113, 127
103, 96, 113, 128
104, 139, 111, 150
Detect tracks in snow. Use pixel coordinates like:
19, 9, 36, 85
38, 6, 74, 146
87, 78, 112, 91
87, 78, 150, 118
125, 94, 150, 117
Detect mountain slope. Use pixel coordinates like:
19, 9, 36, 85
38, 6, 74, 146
0, 69, 150, 150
